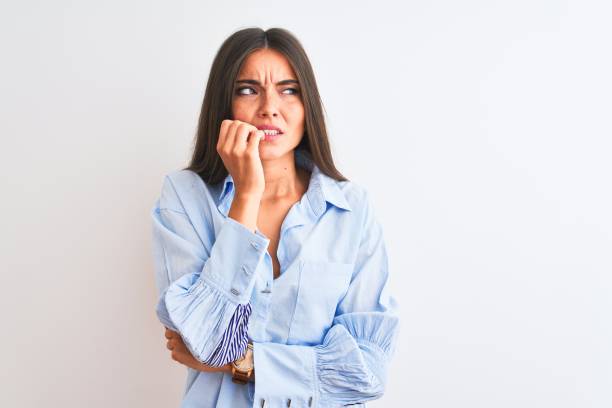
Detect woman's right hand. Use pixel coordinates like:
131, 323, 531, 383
216, 119, 266, 198
164, 327, 232, 374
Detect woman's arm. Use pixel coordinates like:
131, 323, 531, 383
164, 326, 233, 374
151, 174, 269, 367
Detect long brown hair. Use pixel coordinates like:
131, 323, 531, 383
183, 27, 349, 184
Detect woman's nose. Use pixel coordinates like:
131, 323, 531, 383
258, 92, 279, 117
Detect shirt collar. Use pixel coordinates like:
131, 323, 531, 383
217, 148, 352, 217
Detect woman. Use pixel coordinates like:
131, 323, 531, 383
151, 27, 399, 408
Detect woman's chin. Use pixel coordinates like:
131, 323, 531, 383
259, 144, 287, 160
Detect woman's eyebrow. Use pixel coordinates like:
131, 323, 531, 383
235, 79, 299, 86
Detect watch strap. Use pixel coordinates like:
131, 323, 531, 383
231, 365, 253, 384
231, 342, 254, 385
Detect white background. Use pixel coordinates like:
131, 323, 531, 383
1, 1, 610, 407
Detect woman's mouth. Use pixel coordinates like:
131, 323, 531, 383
262, 129, 283, 142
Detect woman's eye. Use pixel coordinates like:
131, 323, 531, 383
236, 86, 255, 95
283, 88, 300, 95
235, 87, 300, 96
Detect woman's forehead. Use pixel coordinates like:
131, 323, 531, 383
239, 49, 297, 82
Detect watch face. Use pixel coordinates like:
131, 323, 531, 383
234, 349, 253, 370
235, 360, 250, 370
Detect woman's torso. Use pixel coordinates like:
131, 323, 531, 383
165, 150, 367, 407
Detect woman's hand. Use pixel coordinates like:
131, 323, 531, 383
216, 119, 266, 198
164, 327, 232, 374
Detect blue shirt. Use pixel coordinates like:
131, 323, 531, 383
151, 148, 400, 408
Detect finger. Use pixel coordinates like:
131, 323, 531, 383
165, 328, 179, 339
217, 119, 232, 152
172, 336, 185, 349
164, 329, 172, 339
231, 122, 253, 154
166, 341, 174, 350
223, 120, 241, 155
246, 129, 265, 155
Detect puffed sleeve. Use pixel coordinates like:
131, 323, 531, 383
251, 189, 400, 407
151, 175, 270, 367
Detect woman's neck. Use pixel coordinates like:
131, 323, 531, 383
261, 153, 310, 201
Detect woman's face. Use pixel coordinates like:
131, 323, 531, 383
231, 48, 305, 161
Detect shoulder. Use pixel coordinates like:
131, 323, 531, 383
164, 168, 205, 189
334, 178, 373, 216
157, 169, 218, 212
334, 179, 383, 242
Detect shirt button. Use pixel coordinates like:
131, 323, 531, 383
261, 282, 271, 294
250, 241, 259, 250
230, 288, 240, 296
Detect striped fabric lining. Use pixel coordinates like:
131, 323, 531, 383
204, 302, 252, 367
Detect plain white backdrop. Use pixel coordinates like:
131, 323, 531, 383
1, 1, 610, 407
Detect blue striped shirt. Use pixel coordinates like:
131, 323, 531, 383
151, 148, 400, 407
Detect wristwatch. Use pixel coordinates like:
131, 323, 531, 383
231, 342, 254, 384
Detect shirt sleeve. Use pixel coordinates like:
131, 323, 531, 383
250, 190, 400, 407
151, 175, 270, 367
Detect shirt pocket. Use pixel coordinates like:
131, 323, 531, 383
287, 259, 354, 345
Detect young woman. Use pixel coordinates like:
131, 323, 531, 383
151, 27, 399, 408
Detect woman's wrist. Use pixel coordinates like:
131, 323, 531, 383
228, 343, 255, 382
228, 193, 262, 233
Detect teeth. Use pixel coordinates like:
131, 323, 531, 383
262, 129, 280, 135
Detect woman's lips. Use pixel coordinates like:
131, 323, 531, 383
262, 132, 283, 142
